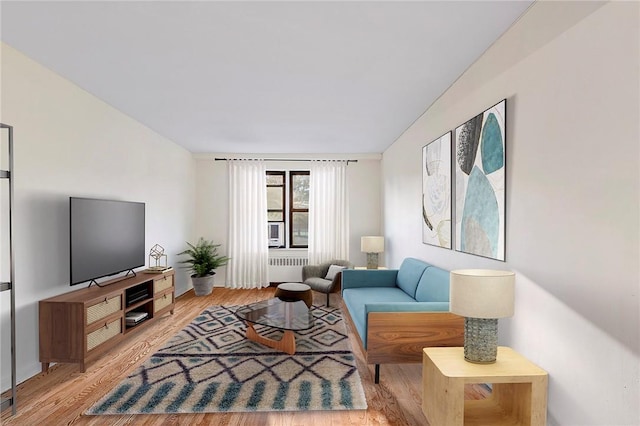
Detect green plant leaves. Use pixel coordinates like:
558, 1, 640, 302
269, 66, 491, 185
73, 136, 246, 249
177, 238, 230, 277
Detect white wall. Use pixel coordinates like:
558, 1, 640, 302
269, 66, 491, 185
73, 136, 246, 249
194, 154, 382, 285
0, 43, 197, 390
382, 2, 639, 425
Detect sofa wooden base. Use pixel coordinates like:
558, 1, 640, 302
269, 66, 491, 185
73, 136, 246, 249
367, 311, 464, 364
343, 308, 464, 383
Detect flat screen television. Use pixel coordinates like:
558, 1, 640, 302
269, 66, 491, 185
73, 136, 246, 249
70, 197, 145, 286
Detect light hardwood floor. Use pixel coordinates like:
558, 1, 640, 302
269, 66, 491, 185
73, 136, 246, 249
2, 287, 487, 425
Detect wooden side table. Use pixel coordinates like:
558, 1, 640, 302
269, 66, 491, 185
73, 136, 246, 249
274, 282, 313, 308
422, 346, 548, 425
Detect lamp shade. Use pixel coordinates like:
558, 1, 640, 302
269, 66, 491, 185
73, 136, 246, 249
361, 236, 384, 253
450, 269, 515, 319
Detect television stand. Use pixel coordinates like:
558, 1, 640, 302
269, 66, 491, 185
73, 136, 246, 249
39, 269, 175, 373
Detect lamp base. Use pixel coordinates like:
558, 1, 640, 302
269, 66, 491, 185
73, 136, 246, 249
463, 317, 498, 364
366, 253, 379, 269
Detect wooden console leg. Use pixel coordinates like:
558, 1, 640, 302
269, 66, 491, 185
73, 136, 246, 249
375, 364, 380, 384
41, 363, 49, 373
245, 322, 296, 355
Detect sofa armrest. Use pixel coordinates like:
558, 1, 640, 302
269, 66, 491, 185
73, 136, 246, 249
366, 311, 464, 364
341, 269, 399, 290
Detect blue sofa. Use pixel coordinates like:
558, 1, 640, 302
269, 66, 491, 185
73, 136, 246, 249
342, 258, 464, 383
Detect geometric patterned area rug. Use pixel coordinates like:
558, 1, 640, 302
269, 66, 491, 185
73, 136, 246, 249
86, 304, 367, 415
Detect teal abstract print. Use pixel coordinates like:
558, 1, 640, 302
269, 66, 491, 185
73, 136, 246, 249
455, 99, 506, 261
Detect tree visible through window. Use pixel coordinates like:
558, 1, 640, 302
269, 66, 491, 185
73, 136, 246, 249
266, 171, 285, 223
290, 171, 309, 248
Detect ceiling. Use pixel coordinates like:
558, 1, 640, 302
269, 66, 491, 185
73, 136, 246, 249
1, 1, 532, 154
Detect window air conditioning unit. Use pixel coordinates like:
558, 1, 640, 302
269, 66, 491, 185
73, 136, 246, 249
268, 222, 284, 247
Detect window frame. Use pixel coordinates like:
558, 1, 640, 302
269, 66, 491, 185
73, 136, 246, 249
265, 169, 310, 249
266, 171, 285, 226
289, 171, 310, 249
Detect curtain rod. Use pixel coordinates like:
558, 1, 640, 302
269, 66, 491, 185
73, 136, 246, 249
214, 157, 358, 163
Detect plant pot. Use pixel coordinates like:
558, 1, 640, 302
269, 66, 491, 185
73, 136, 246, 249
191, 273, 215, 296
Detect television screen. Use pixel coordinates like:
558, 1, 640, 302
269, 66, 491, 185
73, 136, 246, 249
70, 197, 145, 285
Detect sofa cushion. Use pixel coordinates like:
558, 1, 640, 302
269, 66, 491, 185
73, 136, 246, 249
396, 258, 430, 298
343, 287, 416, 348
415, 266, 450, 302
342, 269, 398, 289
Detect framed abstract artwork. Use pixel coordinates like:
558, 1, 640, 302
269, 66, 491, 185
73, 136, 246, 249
454, 99, 506, 261
422, 132, 452, 249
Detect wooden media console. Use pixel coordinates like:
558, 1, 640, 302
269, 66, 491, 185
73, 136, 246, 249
39, 269, 175, 373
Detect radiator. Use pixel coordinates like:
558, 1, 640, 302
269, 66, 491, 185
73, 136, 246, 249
268, 256, 308, 283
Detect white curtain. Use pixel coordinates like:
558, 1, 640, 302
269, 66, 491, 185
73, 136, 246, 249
308, 160, 349, 264
226, 160, 270, 289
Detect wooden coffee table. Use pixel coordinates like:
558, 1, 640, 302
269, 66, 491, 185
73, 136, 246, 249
235, 298, 314, 355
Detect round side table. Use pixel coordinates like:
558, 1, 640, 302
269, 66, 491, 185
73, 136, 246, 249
275, 283, 313, 308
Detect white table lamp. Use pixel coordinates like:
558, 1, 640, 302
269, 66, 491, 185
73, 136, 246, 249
450, 269, 515, 363
361, 236, 384, 269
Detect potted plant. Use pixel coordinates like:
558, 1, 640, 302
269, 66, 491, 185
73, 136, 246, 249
178, 238, 229, 296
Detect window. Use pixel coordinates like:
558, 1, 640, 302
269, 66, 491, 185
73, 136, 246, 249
266, 170, 309, 248
290, 171, 309, 248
